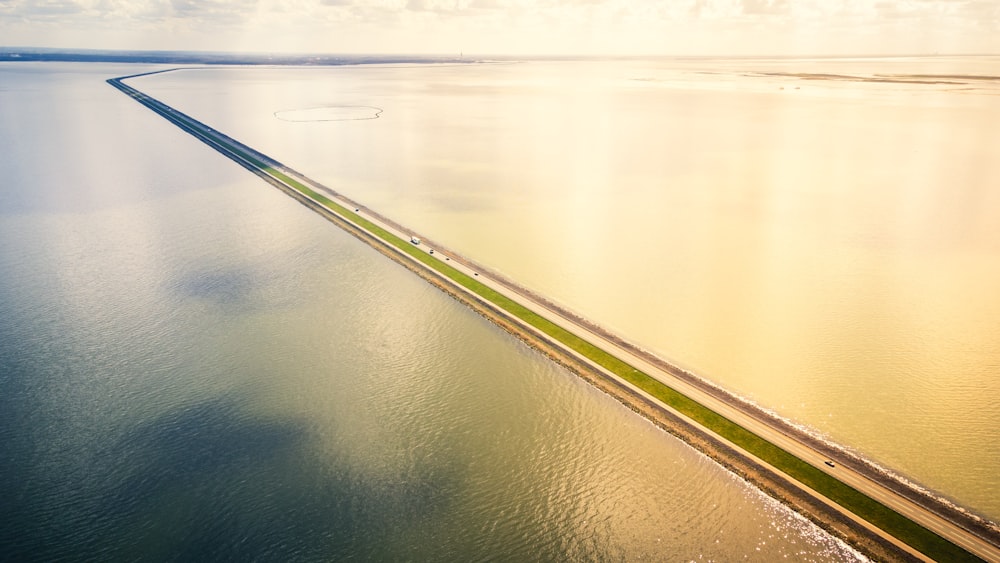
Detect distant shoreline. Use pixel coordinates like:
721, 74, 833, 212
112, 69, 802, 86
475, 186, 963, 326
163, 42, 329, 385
0, 47, 467, 66
5, 47, 998, 67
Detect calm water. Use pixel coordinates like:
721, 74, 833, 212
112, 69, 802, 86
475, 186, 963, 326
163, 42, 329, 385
0, 63, 863, 560
134, 57, 1000, 521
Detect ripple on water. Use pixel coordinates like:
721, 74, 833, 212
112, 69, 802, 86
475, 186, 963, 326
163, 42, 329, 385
1, 63, 870, 562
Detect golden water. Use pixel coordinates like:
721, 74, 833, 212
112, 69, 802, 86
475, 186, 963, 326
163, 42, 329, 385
135, 56, 1000, 520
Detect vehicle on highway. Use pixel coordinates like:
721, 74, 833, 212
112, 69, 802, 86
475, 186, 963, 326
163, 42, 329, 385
825, 461, 835, 468
410, 236, 420, 245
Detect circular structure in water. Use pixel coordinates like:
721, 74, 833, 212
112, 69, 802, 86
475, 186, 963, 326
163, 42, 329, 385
274, 105, 383, 122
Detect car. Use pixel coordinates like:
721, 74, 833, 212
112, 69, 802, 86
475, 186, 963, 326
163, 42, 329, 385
429, 249, 434, 255
824, 460, 835, 468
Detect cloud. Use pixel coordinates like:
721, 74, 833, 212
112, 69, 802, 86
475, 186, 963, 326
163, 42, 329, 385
0, 0, 996, 54
3, 0, 85, 19
170, 0, 258, 23
0, 0, 254, 23
742, 0, 787, 15
405, 0, 451, 12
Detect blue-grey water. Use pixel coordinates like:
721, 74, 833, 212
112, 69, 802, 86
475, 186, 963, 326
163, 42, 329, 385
0, 63, 863, 560
131, 57, 1000, 521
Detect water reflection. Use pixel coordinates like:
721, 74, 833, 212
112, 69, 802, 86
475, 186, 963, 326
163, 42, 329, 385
0, 63, 865, 560
136, 57, 1000, 518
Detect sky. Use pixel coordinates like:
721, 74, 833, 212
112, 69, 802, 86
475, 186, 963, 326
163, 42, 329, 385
0, 0, 998, 56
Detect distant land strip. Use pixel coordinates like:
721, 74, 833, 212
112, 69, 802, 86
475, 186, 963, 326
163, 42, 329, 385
108, 68, 999, 563
0, 46, 466, 66
764, 71, 1000, 85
